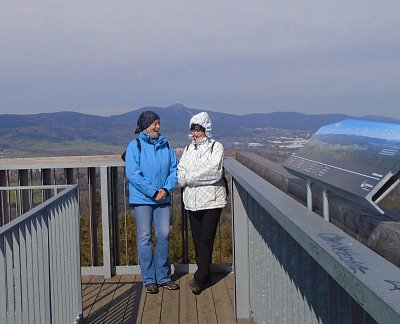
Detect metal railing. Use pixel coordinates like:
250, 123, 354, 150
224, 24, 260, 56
2, 154, 400, 323
0, 155, 232, 279
0, 156, 134, 278
0, 185, 82, 324
225, 157, 400, 323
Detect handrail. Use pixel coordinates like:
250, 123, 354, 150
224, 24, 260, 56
0, 155, 125, 170
224, 157, 400, 323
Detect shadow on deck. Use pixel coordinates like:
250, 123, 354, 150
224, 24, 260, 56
82, 272, 246, 324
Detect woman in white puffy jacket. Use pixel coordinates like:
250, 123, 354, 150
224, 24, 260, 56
177, 111, 227, 295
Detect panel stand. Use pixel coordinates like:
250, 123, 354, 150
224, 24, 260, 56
306, 179, 330, 221
322, 185, 330, 221
307, 179, 312, 210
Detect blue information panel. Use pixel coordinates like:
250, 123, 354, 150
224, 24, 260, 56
283, 119, 400, 213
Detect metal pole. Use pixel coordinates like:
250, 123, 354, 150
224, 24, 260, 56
180, 188, 189, 264
0, 170, 7, 226
18, 170, 29, 215
65, 168, 74, 185
42, 169, 52, 202
307, 179, 312, 210
88, 167, 98, 266
100, 166, 112, 278
111, 167, 120, 266
322, 185, 329, 221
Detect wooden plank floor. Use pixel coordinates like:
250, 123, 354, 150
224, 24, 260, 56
82, 272, 248, 324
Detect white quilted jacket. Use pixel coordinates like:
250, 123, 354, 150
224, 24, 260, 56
178, 139, 227, 211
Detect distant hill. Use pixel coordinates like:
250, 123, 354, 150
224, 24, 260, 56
0, 103, 399, 157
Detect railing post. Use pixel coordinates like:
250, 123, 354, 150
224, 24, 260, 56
73, 194, 83, 324
65, 168, 74, 184
42, 169, 52, 201
307, 179, 312, 210
322, 185, 330, 221
0, 234, 6, 323
18, 169, 30, 214
88, 167, 98, 266
0, 170, 7, 226
181, 188, 189, 264
100, 166, 112, 278
231, 178, 250, 320
110, 167, 120, 266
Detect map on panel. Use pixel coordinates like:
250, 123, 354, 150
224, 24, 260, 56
283, 119, 400, 213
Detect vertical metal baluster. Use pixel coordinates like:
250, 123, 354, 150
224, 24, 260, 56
7, 170, 12, 223
123, 173, 129, 265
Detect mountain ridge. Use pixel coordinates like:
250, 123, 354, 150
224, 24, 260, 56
1, 103, 399, 157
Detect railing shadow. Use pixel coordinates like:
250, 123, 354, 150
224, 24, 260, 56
83, 281, 143, 324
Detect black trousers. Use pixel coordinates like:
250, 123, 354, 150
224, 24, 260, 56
188, 208, 222, 283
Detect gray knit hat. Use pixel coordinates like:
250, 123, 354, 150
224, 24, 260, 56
135, 111, 160, 134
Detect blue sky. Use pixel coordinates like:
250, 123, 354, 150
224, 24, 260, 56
1, 1, 400, 118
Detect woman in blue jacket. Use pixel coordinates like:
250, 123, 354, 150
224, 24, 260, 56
125, 111, 179, 294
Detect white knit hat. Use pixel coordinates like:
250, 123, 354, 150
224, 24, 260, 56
189, 112, 212, 138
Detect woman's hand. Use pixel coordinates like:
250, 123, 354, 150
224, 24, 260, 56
155, 189, 167, 201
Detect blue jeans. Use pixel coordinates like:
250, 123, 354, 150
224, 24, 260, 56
133, 204, 171, 285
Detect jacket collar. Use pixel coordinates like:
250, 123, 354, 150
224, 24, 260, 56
139, 131, 167, 146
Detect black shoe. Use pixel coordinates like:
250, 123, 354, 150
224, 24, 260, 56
188, 279, 202, 295
160, 280, 180, 290
145, 283, 159, 294
201, 275, 212, 289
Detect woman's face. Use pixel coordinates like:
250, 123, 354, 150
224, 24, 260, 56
146, 120, 161, 139
191, 129, 206, 142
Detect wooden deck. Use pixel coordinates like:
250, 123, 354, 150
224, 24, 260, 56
82, 272, 248, 323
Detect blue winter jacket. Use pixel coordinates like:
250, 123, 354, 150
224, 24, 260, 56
125, 131, 178, 205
